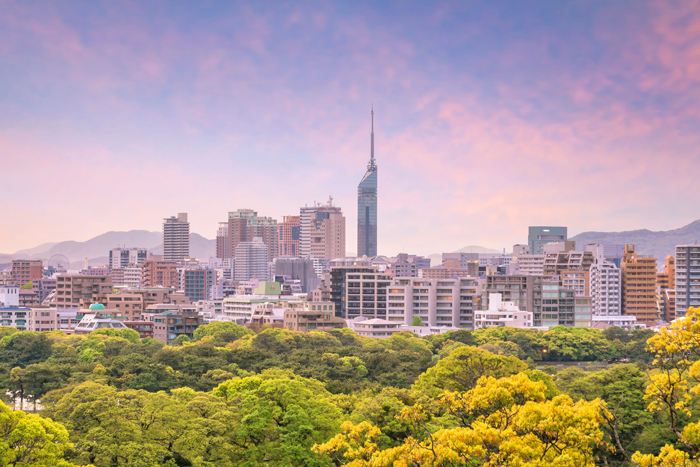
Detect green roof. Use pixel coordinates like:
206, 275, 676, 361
89, 303, 105, 310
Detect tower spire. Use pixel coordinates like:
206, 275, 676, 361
369, 104, 377, 171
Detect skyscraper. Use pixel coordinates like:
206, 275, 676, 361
675, 245, 700, 317
163, 213, 190, 262
299, 197, 346, 260
357, 107, 378, 257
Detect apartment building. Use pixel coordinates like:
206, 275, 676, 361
163, 213, 190, 262
109, 247, 148, 269
393, 254, 431, 277
481, 275, 543, 324
235, 238, 269, 281
140, 257, 179, 288
181, 268, 217, 302
283, 301, 346, 331
142, 305, 203, 344
420, 263, 479, 279
657, 255, 676, 321
474, 293, 534, 330
32, 278, 56, 303
225, 209, 278, 262
330, 266, 392, 320
300, 199, 346, 260
559, 270, 590, 296
590, 262, 622, 316
621, 245, 658, 324
55, 275, 114, 310
11, 259, 43, 286
106, 294, 145, 321
387, 277, 482, 329
675, 245, 700, 317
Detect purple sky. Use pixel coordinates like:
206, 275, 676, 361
1, 0, 699, 256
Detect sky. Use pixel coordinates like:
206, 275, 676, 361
1, 0, 699, 257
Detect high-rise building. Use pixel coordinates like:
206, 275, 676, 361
528, 227, 567, 255
226, 209, 278, 262
216, 222, 229, 259
621, 245, 658, 324
163, 213, 190, 262
108, 247, 148, 269
357, 108, 378, 257
279, 216, 301, 257
11, 260, 43, 286
675, 245, 700, 317
590, 262, 622, 316
299, 198, 346, 260
235, 237, 269, 281
140, 256, 179, 288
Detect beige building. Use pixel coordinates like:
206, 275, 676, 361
283, 301, 346, 332
55, 275, 114, 310
621, 245, 658, 324
420, 263, 479, 279
140, 256, 179, 288
300, 198, 346, 259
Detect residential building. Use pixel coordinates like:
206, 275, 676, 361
474, 293, 534, 330
393, 254, 431, 277
181, 268, 217, 302
163, 213, 190, 262
32, 278, 56, 303
420, 264, 479, 279
30, 308, 57, 332
591, 315, 644, 330
222, 298, 283, 324
123, 321, 154, 339
74, 304, 128, 335
142, 305, 203, 344
55, 275, 114, 310
279, 216, 301, 257
283, 301, 346, 332
235, 238, 269, 281
0, 285, 19, 308
108, 247, 148, 269
661, 289, 676, 322
528, 226, 567, 255
590, 262, 622, 316
543, 246, 595, 282
226, 209, 278, 262
510, 254, 546, 276
330, 266, 391, 320
481, 275, 544, 326
657, 255, 676, 321
0, 307, 31, 330
621, 245, 658, 324
140, 256, 179, 288
79, 267, 110, 276
106, 294, 145, 321
357, 108, 378, 258
352, 318, 402, 338
559, 270, 590, 296
11, 259, 43, 286
19, 289, 40, 307
299, 198, 346, 260
386, 277, 482, 329
216, 222, 230, 259
675, 245, 700, 318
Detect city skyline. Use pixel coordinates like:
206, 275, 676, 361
2, 1, 700, 255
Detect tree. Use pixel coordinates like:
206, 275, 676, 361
411, 316, 423, 326
0, 400, 77, 466
214, 369, 342, 466
19, 281, 33, 290
0, 332, 52, 368
193, 321, 253, 342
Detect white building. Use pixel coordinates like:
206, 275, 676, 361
591, 315, 644, 330
222, 297, 283, 324
163, 213, 190, 263
474, 293, 535, 330
109, 247, 148, 269
386, 277, 482, 329
235, 237, 269, 281
511, 255, 545, 275
675, 245, 700, 317
74, 314, 128, 335
0, 285, 20, 308
352, 318, 405, 338
590, 262, 622, 316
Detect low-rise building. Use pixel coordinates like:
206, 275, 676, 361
474, 293, 535, 330
591, 315, 645, 330
352, 317, 405, 338
74, 304, 129, 335
283, 301, 346, 332
142, 304, 203, 344
124, 321, 155, 339
0, 307, 31, 330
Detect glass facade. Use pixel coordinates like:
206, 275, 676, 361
357, 167, 377, 257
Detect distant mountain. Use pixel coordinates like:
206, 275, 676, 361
5, 230, 216, 264
428, 245, 501, 266
570, 219, 700, 261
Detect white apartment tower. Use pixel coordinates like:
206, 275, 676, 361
163, 213, 190, 262
235, 237, 269, 281
676, 245, 700, 317
589, 262, 622, 316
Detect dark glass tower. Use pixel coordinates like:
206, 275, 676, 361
357, 107, 378, 257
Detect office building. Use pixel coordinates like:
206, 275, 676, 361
387, 277, 481, 329
299, 198, 346, 260
235, 237, 269, 281
528, 226, 567, 255
279, 216, 301, 257
621, 245, 658, 324
140, 256, 179, 288
675, 245, 700, 317
181, 268, 217, 302
329, 266, 391, 319
590, 262, 622, 316
357, 108, 378, 257
11, 260, 43, 286
274, 257, 320, 293
108, 247, 148, 269
225, 209, 278, 262
163, 213, 190, 262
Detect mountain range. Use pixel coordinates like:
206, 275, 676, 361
0, 230, 216, 270
569, 219, 700, 262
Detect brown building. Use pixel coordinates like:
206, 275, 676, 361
55, 275, 114, 310
621, 245, 658, 324
11, 260, 43, 286
284, 302, 347, 332
224, 209, 278, 262
560, 270, 590, 297
106, 294, 145, 321
420, 263, 479, 279
278, 216, 301, 257
657, 255, 675, 321
216, 222, 229, 259
542, 248, 595, 295
140, 256, 179, 288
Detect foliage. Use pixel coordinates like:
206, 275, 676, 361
411, 316, 423, 326
19, 281, 33, 290
193, 321, 253, 343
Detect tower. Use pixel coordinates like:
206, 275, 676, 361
163, 213, 190, 262
357, 107, 378, 257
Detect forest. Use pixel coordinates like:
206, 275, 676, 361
1, 310, 699, 467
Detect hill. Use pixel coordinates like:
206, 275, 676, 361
570, 219, 700, 261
